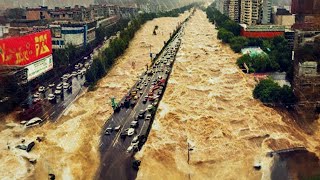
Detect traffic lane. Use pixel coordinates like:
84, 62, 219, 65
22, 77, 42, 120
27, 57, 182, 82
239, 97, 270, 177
100, 84, 150, 153
109, 54, 172, 152
98, 36, 182, 176
100, 66, 163, 158
39, 75, 86, 121
99, 69, 157, 148
100, 108, 137, 152
97, 145, 136, 180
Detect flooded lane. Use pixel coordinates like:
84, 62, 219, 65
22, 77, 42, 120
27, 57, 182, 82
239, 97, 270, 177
0, 12, 190, 180
136, 10, 320, 180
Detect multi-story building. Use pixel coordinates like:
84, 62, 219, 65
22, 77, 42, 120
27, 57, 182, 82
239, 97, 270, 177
50, 21, 96, 49
0, 24, 9, 38
241, 0, 253, 25
228, 0, 240, 22
261, 0, 271, 24
251, 0, 262, 24
26, 6, 51, 21
292, 56, 320, 121
274, 8, 295, 28
241, 0, 272, 25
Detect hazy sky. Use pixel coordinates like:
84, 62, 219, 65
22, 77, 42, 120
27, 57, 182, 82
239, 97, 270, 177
0, 0, 208, 9
0, 0, 94, 9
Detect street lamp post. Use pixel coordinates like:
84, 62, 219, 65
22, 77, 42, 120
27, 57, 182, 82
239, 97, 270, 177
187, 142, 194, 164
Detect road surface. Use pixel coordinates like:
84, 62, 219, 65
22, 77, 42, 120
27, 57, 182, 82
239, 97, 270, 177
96, 19, 188, 180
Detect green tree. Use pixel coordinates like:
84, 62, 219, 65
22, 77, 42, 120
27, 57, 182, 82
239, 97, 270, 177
253, 78, 282, 104
230, 36, 249, 53
236, 54, 252, 71
217, 28, 234, 43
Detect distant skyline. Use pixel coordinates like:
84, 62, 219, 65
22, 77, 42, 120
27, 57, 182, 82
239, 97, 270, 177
0, 0, 203, 9
0, 0, 95, 9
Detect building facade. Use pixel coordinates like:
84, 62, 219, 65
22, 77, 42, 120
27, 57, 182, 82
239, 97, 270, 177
240, 0, 272, 25
261, 0, 271, 24
228, 0, 240, 22
240, 24, 285, 38
50, 23, 93, 49
274, 9, 295, 28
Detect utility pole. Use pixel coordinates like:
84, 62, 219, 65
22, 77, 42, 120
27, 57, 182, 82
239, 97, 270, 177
187, 142, 190, 164
149, 44, 153, 62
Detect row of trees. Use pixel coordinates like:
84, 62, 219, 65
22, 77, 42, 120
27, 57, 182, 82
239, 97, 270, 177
206, 3, 296, 107
206, 4, 292, 76
85, 4, 195, 89
253, 78, 296, 105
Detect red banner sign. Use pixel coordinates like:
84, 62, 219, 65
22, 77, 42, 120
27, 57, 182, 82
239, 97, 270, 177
0, 30, 52, 66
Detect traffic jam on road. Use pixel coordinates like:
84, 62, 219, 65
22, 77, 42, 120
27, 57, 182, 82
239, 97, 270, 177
19, 56, 94, 122
97, 24, 185, 178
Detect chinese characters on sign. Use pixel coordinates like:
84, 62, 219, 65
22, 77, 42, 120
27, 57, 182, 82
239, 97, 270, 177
0, 30, 52, 66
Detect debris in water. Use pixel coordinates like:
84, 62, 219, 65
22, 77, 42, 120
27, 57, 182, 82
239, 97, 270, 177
49, 173, 56, 180
26, 141, 35, 152
253, 162, 261, 170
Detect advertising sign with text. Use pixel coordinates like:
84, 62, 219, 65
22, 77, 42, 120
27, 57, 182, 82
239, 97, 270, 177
0, 30, 52, 66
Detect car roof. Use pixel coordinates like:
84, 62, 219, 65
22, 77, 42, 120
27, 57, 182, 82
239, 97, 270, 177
29, 117, 42, 121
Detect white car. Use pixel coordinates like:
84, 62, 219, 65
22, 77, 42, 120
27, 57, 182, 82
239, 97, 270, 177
54, 89, 62, 95
127, 128, 135, 136
127, 145, 134, 152
131, 136, 139, 145
114, 125, 121, 131
145, 114, 152, 121
130, 120, 139, 128
147, 105, 154, 112
38, 86, 45, 93
48, 83, 55, 88
25, 117, 43, 127
72, 71, 77, 77
127, 144, 138, 153
48, 94, 55, 101
63, 82, 70, 89
33, 93, 40, 98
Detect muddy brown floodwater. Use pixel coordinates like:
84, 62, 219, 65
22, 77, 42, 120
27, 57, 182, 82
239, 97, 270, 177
136, 10, 320, 180
0, 12, 190, 180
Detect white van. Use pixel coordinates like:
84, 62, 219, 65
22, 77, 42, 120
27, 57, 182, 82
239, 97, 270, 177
25, 117, 43, 128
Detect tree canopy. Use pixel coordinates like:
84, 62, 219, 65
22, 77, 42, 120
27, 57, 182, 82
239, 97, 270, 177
253, 78, 296, 105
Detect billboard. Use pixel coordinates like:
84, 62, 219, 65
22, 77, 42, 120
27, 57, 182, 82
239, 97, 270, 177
26, 55, 53, 81
0, 30, 52, 66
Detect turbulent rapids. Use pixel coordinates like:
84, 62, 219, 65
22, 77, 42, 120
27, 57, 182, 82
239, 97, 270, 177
136, 10, 320, 180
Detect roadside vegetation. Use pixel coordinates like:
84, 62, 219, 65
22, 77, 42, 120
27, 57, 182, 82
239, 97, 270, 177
85, 4, 197, 89
253, 78, 296, 105
206, 4, 292, 75
206, 3, 296, 106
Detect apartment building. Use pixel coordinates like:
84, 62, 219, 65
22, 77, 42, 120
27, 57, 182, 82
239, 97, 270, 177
216, 0, 240, 22
261, 0, 271, 24
228, 0, 240, 22
241, 0, 253, 25
240, 0, 271, 25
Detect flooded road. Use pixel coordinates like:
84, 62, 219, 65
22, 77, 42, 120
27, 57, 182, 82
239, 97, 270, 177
136, 10, 320, 180
0, 12, 190, 179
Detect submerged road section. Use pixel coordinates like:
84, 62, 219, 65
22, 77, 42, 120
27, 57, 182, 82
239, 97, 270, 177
96, 11, 194, 180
